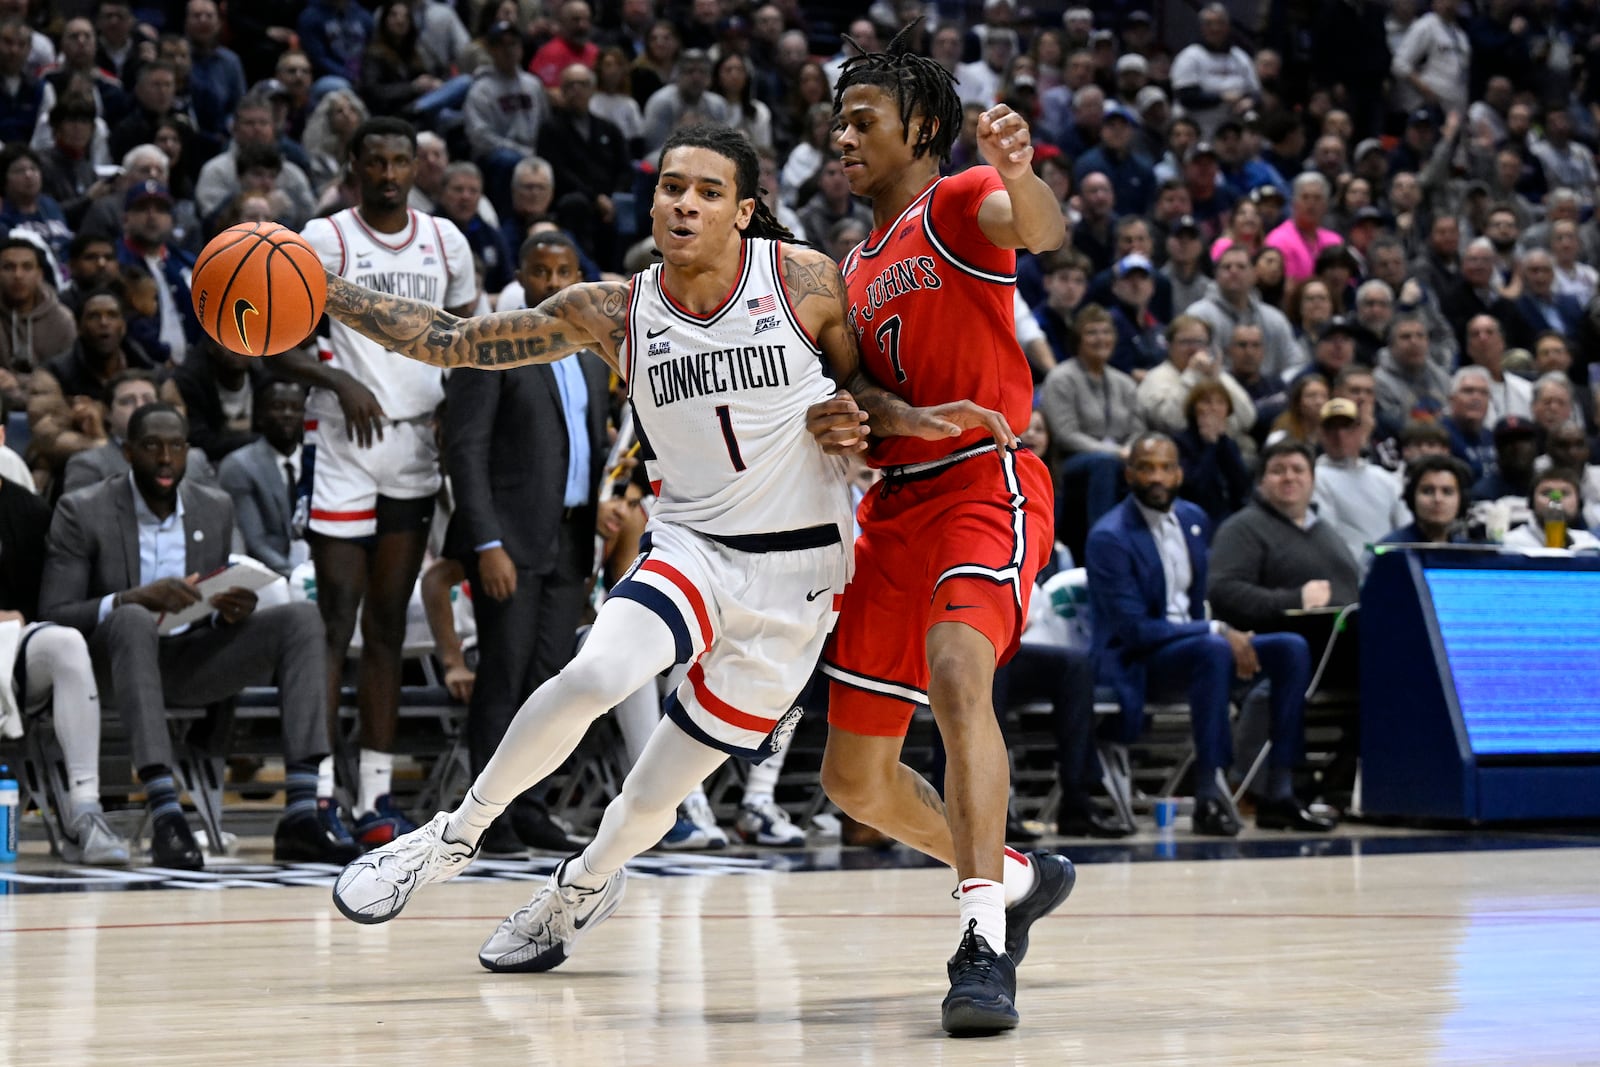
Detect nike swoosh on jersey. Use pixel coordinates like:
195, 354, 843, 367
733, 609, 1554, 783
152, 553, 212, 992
944, 604, 978, 611
646, 326, 671, 338
805, 587, 830, 601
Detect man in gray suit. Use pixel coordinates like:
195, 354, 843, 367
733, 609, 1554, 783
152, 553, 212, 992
444, 231, 620, 854
61, 369, 220, 495
219, 380, 309, 576
39, 403, 361, 869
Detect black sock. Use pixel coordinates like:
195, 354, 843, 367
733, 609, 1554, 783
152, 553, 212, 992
1194, 767, 1225, 802
285, 759, 319, 820
139, 764, 181, 821
1267, 767, 1295, 802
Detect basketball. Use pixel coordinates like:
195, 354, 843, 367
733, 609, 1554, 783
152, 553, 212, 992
191, 222, 327, 357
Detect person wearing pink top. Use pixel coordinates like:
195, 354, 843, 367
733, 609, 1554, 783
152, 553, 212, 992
1263, 173, 1341, 283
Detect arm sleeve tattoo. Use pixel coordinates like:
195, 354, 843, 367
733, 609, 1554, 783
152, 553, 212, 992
322, 272, 630, 371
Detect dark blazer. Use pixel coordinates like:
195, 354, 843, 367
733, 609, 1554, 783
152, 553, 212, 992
1511, 293, 1583, 344
443, 352, 611, 574
40, 475, 234, 636
1085, 496, 1213, 720
61, 440, 220, 497
218, 438, 299, 575
537, 109, 631, 204
172, 355, 272, 464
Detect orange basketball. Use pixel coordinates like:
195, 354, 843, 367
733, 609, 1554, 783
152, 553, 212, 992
191, 222, 327, 357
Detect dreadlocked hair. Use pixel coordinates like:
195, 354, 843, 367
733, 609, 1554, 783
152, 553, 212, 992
831, 19, 961, 164
657, 124, 799, 243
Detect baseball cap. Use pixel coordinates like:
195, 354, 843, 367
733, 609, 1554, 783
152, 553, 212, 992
1352, 205, 1385, 225
1317, 315, 1359, 342
1089, 28, 1115, 44
1172, 213, 1201, 236
1215, 117, 1244, 137
1115, 53, 1148, 75
253, 77, 291, 100
1103, 101, 1139, 126
1409, 107, 1437, 127
125, 180, 173, 209
1185, 141, 1219, 164
487, 19, 519, 40
1251, 183, 1285, 203
1125, 9, 1153, 25
1320, 397, 1360, 425
1353, 137, 1385, 163
1136, 85, 1168, 112
1115, 252, 1153, 277
1011, 72, 1038, 90
1493, 414, 1538, 441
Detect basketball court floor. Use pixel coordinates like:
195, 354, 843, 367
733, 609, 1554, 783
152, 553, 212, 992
3, 820, 1598, 1066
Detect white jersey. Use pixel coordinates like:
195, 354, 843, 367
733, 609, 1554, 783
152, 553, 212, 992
303, 208, 475, 421
624, 238, 852, 542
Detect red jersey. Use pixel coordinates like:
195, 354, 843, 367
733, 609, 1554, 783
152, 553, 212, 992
841, 166, 1033, 468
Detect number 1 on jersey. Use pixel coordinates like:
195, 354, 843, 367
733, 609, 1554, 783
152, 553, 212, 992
875, 315, 907, 383
715, 404, 747, 471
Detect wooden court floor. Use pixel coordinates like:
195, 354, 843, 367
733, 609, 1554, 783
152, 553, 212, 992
4, 840, 1599, 1066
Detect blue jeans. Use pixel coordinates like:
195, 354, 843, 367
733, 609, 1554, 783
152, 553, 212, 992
1142, 631, 1311, 777
1059, 450, 1124, 532
411, 73, 473, 117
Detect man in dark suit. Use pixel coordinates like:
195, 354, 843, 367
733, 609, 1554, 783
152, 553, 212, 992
1510, 249, 1584, 344
537, 63, 630, 271
444, 232, 621, 854
1085, 433, 1335, 836
218, 380, 308, 576
39, 403, 359, 869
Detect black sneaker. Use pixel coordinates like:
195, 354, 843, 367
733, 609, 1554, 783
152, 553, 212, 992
940, 919, 1019, 1036
1005, 851, 1076, 965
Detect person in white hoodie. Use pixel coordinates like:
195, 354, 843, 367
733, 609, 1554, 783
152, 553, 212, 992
463, 21, 549, 215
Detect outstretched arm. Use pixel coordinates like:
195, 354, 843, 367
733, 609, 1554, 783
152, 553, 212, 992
322, 272, 630, 374
780, 245, 1018, 452
974, 104, 1068, 254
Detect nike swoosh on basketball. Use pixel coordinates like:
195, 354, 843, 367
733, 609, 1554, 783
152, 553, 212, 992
646, 326, 671, 338
805, 587, 830, 601
233, 298, 259, 354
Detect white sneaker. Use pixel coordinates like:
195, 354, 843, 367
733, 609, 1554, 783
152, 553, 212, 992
332, 812, 479, 924
478, 859, 627, 973
59, 809, 130, 866
657, 794, 727, 851
735, 798, 807, 846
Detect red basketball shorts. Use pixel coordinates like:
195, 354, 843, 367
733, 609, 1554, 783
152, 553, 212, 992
822, 446, 1055, 738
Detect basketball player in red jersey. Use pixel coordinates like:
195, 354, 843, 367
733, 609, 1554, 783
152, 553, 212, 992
813, 26, 1072, 1036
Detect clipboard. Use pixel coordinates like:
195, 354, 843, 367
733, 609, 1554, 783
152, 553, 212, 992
157, 557, 284, 635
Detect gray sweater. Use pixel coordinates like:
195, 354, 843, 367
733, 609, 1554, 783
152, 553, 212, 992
1207, 494, 1363, 632
1374, 348, 1453, 426
1184, 286, 1303, 381
1039, 357, 1144, 457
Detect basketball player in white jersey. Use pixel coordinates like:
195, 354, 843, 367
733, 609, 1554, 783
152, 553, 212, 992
327, 125, 1053, 975
279, 117, 477, 847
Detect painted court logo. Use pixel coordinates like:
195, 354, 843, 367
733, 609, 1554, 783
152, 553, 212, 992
233, 298, 260, 354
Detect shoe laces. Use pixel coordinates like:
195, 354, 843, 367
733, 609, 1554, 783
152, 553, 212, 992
383, 816, 472, 879
951, 919, 1000, 976
506, 869, 601, 942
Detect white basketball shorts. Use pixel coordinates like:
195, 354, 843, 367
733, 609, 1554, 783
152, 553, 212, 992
304, 408, 441, 539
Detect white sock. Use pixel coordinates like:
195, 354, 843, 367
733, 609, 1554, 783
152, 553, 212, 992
740, 790, 773, 810
1002, 846, 1037, 906
743, 730, 788, 803
446, 786, 505, 846
561, 850, 613, 891
68, 776, 100, 813
958, 880, 1007, 951
358, 748, 393, 815
316, 756, 335, 799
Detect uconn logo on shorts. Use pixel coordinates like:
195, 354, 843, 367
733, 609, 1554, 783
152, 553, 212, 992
766, 705, 805, 757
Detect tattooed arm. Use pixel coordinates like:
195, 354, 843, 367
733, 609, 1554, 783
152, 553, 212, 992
321, 272, 631, 374
780, 244, 1018, 452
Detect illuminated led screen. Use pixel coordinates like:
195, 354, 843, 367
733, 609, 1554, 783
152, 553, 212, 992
1422, 568, 1600, 755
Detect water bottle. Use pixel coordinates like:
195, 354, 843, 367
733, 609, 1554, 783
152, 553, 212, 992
1543, 490, 1569, 549
0, 764, 18, 862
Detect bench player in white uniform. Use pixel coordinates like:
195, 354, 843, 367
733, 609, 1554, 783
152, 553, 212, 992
280, 117, 477, 845
328, 125, 1021, 974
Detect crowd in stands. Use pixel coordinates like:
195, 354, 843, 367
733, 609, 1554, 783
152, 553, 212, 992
6, 0, 1600, 859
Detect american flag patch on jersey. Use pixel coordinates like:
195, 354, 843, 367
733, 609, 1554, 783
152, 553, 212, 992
746, 294, 776, 316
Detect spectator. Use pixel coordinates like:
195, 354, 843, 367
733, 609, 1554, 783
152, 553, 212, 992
1440, 365, 1497, 480
92, 0, 142, 86
1313, 397, 1409, 560
1137, 314, 1256, 439
1549, 220, 1597, 307
39, 295, 155, 420
1183, 141, 1235, 234
109, 64, 198, 175
1379, 453, 1474, 544
1539, 423, 1600, 531
194, 95, 316, 229
1106, 253, 1166, 379
629, 19, 680, 111
60, 232, 118, 315
1189, 248, 1300, 383
1225, 322, 1286, 434
1264, 172, 1341, 284
1375, 314, 1451, 424
1211, 197, 1262, 261
1472, 415, 1540, 502
1169, 3, 1259, 137
437, 161, 516, 296
0, 18, 44, 144
1294, 314, 1363, 388
172, 336, 270, 464
1033, 247, 1088, 367
463, 20, 548, 216
712, 52, 771, 152
1530, 108, 1597, 198
1174, 380, 1252, 528
1391, 0, 1470, 118
1532, 331, 1576, 380
1252, 245, 1287, 307
1530, 372, 1582, 436
1214, 115, 1286, 202
1269, 373, 1330, 449
301, 88, 367, 193
640, 48, 729, 157
1350, 278, 1395, 365
359, 0, 445, 116
218, 378, 308, 576
116, 180, 199, 364
0, 236, 75, 375
1072, 103, 1155, 215
797, 157, 873, 250
36, 18, 130, 140
592, 46, 644, 157
1039, 304, 1144, 536
1441, 237, 1521, 351
297, 0, 374, 94
1462, 314, 1531, 423
1162, 214, 1210, 315
1503, 467, 1599, 551
40, 402, 358, 869
1086, 217, 1174, 323
1086, 433, 1332, 837
495, 157, 556, 277
184, 0, 247, 126
529, 0, 598, 89
1209, 440, 1363, 635
0, 146, 72, 273
1070, 170, 1116, 273
60, 368, 219, 493
1512, 249, 1583, 343
38, 96, 106, 227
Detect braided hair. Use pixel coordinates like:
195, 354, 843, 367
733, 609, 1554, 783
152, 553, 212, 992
831, 20, 962, 164
657, 124, 797, 243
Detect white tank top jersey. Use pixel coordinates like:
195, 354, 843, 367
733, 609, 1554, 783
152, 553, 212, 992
302, 208, 475, 421
624, 237, 853, 541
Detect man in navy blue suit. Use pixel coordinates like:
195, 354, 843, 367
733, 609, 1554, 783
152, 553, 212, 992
1084, 433, 1336, 836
